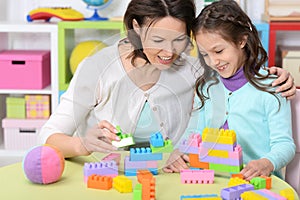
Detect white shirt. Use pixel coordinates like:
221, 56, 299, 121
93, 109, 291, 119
39, 40, 201, 146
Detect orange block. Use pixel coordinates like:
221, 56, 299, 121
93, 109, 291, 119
260, 175, 272, 189
231, 173, 244, 179
137, 169, 153, 183
189, 153, 209, 169
87, 175, 112, 190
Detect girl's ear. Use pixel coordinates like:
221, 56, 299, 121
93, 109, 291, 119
240, 35, 248, 49
132, 19, 140, 35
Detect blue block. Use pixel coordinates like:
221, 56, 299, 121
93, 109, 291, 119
181, 194, 218, 200
150, 132, 164, 147
130, 147, 163, 161
124, 168, 158, 176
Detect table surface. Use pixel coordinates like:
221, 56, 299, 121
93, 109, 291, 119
0, 153, 299, 200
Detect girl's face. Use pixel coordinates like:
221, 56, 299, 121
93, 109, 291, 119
136, 16, 188, 70
195, 31, 246, 78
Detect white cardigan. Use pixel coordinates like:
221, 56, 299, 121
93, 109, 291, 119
39, 41, 201, 145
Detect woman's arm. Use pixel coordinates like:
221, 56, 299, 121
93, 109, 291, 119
269, 66, 296, 99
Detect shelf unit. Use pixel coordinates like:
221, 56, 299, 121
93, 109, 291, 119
58, 20, 124, 91
0, 22, 58, 157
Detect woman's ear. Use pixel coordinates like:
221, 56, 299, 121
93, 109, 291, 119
132, 19, 140, 35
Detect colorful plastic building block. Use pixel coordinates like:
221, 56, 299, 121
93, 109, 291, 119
189, 153, 209, 169
179, 139, 200, 154
202, 128, 236, 145
133, 183, 142, 200
250, 177, 266, 189
241, 191, 268, 200
130, 147, 162, 161
221, 184, 254, 200
112, 133, 135, 148
228, 177, 249, 187
280, 188, 295, 200
260, 175, 272, 189
150, 139, 174, 153
101, 152, 121, 165
112, 175, 133, 193
87, 175, 112, 190
150, 132, 164, 147
254, 189, 287, 200
180, 169, 214, 184
180, 194, 221, 200
83, 160, 118, 182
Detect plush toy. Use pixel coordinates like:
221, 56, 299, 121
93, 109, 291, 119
22, 144, 65, 184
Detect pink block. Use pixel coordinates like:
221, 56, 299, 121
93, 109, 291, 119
102, 153, 121, 165
188, 133, 202, 147
0, 50, 50, 89
258, 189, 287, 200
180, 169, 214, 184
228, 145, 242, 159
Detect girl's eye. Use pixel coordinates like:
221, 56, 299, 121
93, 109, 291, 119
201, 53, 208, 57
216, 50, 223, 54
174, 37, 186, 42
153, 39, 164, 43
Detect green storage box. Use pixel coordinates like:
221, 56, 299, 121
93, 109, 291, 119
6, 97, 26, 118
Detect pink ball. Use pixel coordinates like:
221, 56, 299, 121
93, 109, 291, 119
22, 144, 65, 184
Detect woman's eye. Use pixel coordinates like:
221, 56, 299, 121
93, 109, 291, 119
153, 40, 163, 43
201, 53, 208, 57
175, 37, 186, 42
216, 50, 223, 54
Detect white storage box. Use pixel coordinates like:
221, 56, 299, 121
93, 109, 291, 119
2, 118, 47, 150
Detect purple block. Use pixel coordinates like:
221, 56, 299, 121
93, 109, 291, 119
83, 160, 118, 177
221, 184, 254, 200
124, 156, 158, 169
202, 141, 236, 151
179, 139, 199, 154
200, 155, 242, 166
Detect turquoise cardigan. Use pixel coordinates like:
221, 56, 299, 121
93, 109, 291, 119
186, 76, 296, 178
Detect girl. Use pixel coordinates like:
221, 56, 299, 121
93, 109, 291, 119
188, 0, 295, 180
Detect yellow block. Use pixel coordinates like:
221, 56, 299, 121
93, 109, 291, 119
280, 188, 295, 200
202, 128, 236, 144
228, 177, 249, 187
241, 191, 268, 200
207, 149, 229, 158
112, 175, 132, 193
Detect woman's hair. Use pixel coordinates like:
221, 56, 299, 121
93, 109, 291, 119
193, 0, 277, 108
123, 0, 195, 66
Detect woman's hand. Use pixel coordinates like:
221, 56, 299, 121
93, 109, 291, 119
81, 120, 120, 154
269, 67, 296, 99
240, 158, 274, 181
163, 149, 189, 173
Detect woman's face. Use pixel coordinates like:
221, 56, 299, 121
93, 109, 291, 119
137, 16, 188, 70
196, 31, 246, 78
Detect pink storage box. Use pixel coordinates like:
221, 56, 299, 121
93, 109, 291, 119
2, 118, 47, 150
0, 50, 50, 89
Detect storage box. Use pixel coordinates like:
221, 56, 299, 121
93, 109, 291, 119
25, 95, 50, 119
2, 118, 47, 150
0, 50, 50, 89
263, 0, 300, 21
280, 46, 300, 88
6, 97, 26, 118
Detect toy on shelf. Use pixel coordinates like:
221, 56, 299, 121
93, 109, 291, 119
82, 0, 113, 20
27, 7, 84, 22
22, 144, 65, 184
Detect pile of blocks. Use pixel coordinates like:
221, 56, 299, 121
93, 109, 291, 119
124, 132, 173, 176
179, 127, 243, 173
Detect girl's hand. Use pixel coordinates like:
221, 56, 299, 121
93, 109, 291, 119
269, 66, 296, 99
81, 120, 120, 154
163, 149, 189, 173
240, 158, 274, 181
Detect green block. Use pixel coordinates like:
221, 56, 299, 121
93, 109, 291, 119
150, 140, 173, 153
209, 163, 243, 173
133, 183, 142, 200
250, 177, 266, 189
6, 97, 26, 118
